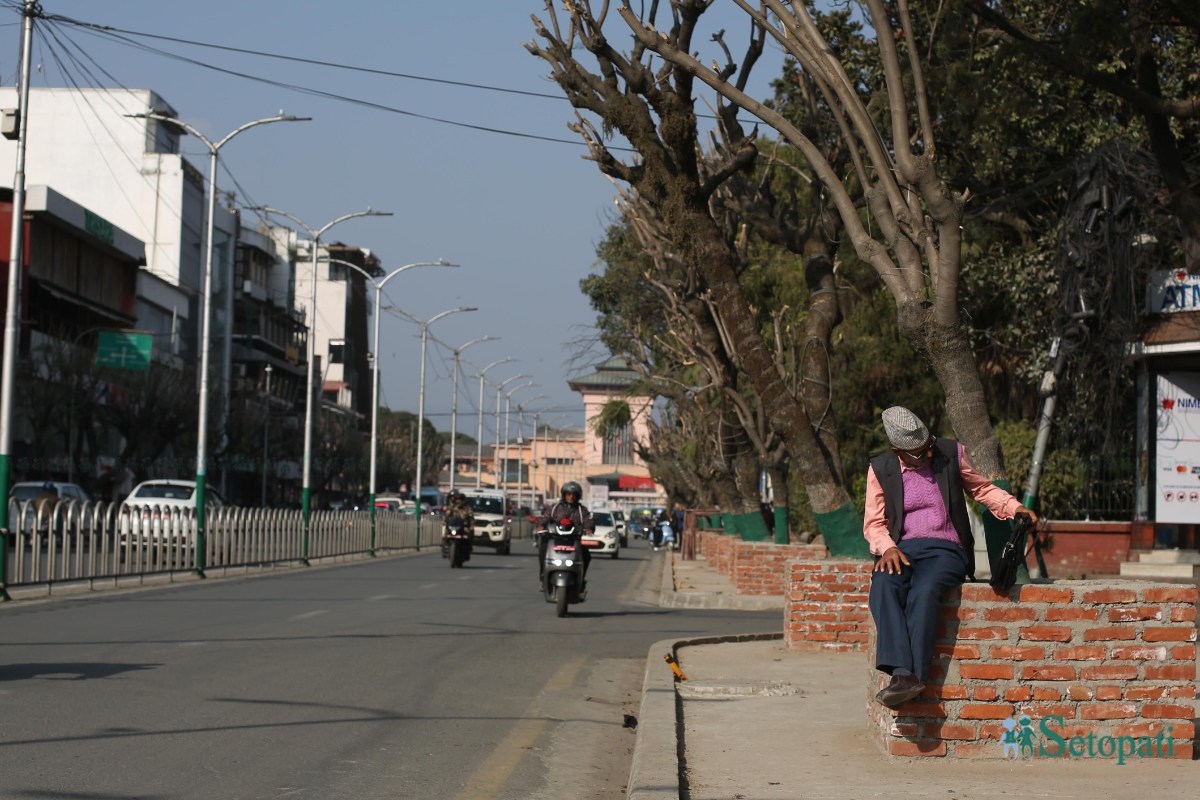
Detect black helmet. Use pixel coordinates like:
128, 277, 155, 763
561, 481, 582, 501
448, 490, 464, 502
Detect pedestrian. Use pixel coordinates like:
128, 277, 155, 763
864, 406, 1037, 709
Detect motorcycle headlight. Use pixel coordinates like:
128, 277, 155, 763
552, 558, 564, 566
564, 559, 574, 567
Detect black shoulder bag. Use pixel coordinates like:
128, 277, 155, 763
989, 514, 1037, 591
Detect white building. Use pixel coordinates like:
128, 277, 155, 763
292, 241, 377, 417
0, 87, 240, 363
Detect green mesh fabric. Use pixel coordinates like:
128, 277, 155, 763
773, 506, 789, 544
733, 511, 771, 541
814, 502, 871, 559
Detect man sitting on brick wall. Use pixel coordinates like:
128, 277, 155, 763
864, 406, 1037, 709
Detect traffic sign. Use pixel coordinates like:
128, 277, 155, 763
95, 331, 152, 371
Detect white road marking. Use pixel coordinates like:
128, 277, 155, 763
365, 594, 394, 602
289, 610, 329, 621
418, 583, 438, 590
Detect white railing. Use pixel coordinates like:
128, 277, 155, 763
3, 500, 441, 590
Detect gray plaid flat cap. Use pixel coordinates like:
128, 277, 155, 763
882, 406, 930, 450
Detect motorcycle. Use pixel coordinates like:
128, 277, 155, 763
541, 518, 587, 617
443, 518, 473, 568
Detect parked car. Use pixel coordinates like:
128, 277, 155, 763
583, 510, 621, 559
10, 480, 91, 506
119, 479, 224, 543
10, 480, 92, 537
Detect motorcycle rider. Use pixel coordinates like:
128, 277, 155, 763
538, 481, 594, 586
441, 489, 475, 559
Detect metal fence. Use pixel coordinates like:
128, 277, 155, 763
3, 500, 440, 591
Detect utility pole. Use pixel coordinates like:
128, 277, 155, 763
0, 0, 36, 599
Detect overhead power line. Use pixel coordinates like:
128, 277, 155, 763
42, 14, 567, 101
35, 9, 743, 146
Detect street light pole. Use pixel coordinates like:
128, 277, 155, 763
514, 395, 546, 505
254, 206, 391, 560
429, 335, 495, 492
0, 2, 36, 595
475, 358, 513, 489
322, 257, 455, 552
261, 364, 272, 506
407, 307, 477, 532
491, 374, 529, 491
132, 112, 308, 575
502, 381, 535, 494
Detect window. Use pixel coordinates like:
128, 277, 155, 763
328, 340, 346, 364
602, 422, 634, 465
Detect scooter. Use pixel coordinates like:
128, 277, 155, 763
443, 519, 472, 568
654, 520, 676, 551
542, 518, 586, 617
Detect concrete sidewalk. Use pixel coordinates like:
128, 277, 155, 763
628, 552, 1197, 800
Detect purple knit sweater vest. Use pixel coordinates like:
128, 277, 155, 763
901, 465, 962, 547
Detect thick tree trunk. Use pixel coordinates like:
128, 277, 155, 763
800, 253, 845, 482
681, 199, 854, 514
897, 300, 1006, 479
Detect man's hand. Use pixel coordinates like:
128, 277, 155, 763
874, 546, 910, 574
1014, 506, 1048, 544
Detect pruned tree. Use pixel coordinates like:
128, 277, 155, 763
529, 0, 864, 548
616, 3, 1020, 540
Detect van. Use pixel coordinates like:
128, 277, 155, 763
457, 488, 510, 554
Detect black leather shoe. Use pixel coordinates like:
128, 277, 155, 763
875, 674, 925, 709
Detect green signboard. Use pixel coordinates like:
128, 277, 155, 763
96, 331, 152, 371
84, 210, 115, 245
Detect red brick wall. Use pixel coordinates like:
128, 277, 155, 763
711, 534, 735, 578
785, 558, 874, 652
869, 581, 1198, 760
731, 542, 827, 595
1039, 522, 1132, 577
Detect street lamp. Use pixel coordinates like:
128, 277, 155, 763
130, 111, 308, 572
512, 395, 547, 505
321, 257, 455, 552
394, 307, 478, 525
490, 374, 530, 490
261, 364, 272, 506
502, 381, 536, 493
475, 358, 514, 489
429, 335, 497, 492
537, 414, 570, 501
253, 205, 392, 557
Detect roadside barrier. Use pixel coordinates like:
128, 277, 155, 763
2, 500, 439, 594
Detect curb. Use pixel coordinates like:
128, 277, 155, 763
660, 552, 786, 610
627, 632, 784, 799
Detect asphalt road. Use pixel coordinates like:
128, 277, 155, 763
0, 537, 776, 799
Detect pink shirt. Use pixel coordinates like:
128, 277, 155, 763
862, 442, 1023, 556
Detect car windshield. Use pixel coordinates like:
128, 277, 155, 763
134, 484, 194, 501
467, 497, 504, 515
11, 486, 48, 501
593, 512, 613, 525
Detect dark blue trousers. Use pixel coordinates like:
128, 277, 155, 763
869, 537, 968, 682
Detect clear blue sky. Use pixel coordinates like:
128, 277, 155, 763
3, 1, 783, 441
